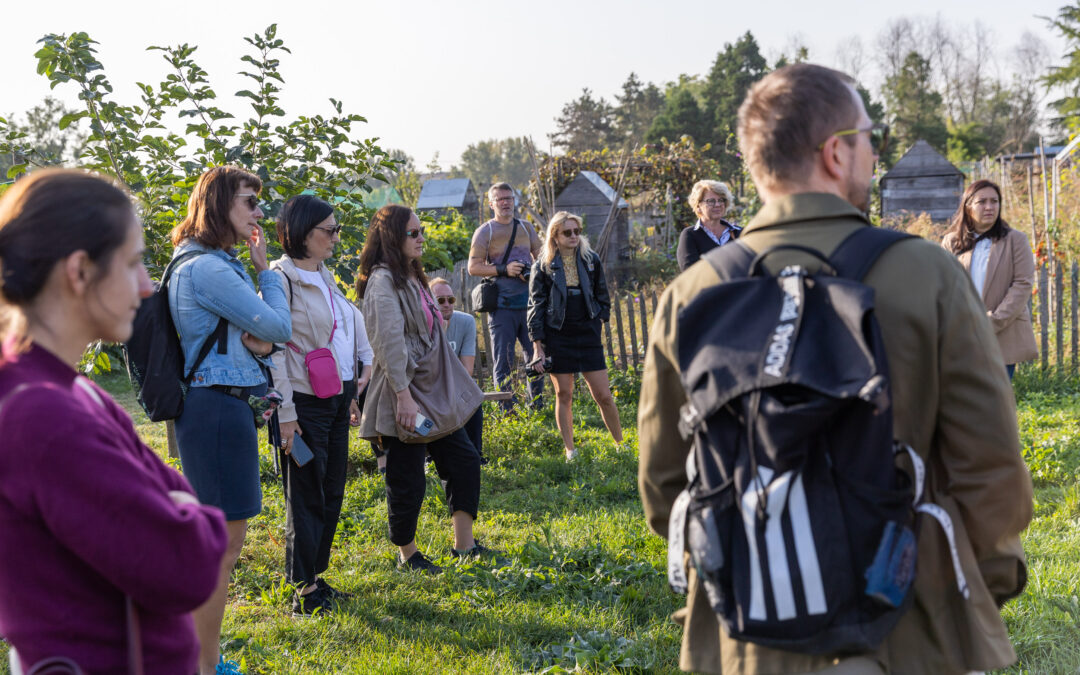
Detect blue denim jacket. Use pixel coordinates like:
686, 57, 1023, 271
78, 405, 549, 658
168, 241, 292, 387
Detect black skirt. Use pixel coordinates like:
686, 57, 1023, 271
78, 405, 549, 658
546, 289, 606, 374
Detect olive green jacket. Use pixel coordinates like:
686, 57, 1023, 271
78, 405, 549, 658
638, 193, 1032, 675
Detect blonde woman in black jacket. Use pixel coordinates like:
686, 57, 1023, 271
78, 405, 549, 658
528, 212, 622, 461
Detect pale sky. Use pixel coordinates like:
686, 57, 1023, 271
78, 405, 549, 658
1, 0, 1069, 167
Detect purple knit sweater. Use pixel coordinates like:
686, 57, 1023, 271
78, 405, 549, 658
0, 344, 228, 674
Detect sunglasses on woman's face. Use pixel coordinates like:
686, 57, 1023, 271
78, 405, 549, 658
236, 193, 259, 210
406, 227, 425, 239
561, 227, 582, 238
315, 224, 343, 236
436, 296, 456, 306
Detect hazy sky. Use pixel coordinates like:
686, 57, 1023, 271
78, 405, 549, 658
1, 0, 1069, 167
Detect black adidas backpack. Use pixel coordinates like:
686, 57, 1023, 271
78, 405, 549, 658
122, 250, 226, 422
666, 227, 967, 655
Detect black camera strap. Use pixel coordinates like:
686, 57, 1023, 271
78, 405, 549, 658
492, 218, 519, 269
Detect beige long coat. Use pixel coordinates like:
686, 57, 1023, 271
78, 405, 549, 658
639, 193, 1032, 675
942, 228, 1039, 365
357, 266, 435, 441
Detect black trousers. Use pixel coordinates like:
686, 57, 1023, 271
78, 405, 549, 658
464, 406, 483, 458
281, 379, 357, 587
384, 426, 481, 546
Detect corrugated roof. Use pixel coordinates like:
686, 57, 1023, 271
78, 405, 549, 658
881, 140, 963, 180
416, 178, 475, 209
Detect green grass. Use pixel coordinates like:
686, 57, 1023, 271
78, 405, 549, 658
2, 364, 1078, 673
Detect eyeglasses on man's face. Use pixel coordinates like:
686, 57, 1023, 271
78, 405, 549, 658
406, 227, 425, 239
315, 224, 343, 236
818, 123, 889, 156
236, 193, 260, 210
492, 195, 514, 204
436, 295, 456, 306
703, 198, 727, 207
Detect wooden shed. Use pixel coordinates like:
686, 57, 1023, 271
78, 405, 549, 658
880, 140, 964, 222
553, 171, 630, 263
416, 178, 481, 221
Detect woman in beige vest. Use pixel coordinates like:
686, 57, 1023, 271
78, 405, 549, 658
942, 179, 1038, 378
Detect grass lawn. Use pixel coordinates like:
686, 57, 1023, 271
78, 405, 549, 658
2, 364, 1078, 673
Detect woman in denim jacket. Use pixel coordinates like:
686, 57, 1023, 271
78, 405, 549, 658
168, 166, 291, 675
527, 212, 622, 461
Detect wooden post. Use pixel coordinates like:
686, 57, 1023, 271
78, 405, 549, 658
612, 286, 627, 370
1057, 256, 1065, 366
1027, 165, 1038, 251
1040, 262, 1049, 370
479, 312, 495, 389
166, 420, 178, 459
626, 294, 640, 369
638, 293, 649, 352
651, 289, 659, 315
604, 319, 615, 366
1072, 261, 1078, 372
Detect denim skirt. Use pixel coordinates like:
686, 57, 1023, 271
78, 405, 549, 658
175, 383, 266, 520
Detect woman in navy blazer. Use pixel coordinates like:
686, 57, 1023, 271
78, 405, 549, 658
676, 180, 741, 271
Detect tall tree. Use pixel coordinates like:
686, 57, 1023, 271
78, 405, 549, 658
612, 72, 664, 149
645, 87, 710, 148
1043, 2, 1080, 134
550, 88, 615, 153
0, 96, 88, 179
883, 51, 948, 160
701, 32, 769, 173
453, 136, 532, 189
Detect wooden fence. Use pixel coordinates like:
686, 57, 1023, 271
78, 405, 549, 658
429, 260, 661, 388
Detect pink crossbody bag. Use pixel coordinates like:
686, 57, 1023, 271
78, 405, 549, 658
287, 274, 342, 398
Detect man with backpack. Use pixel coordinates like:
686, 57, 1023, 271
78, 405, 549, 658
638, 63, 1033, 674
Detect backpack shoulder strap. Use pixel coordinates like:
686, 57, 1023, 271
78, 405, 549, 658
161, 249, 206, 285
185, 318, 227, 381
499, 219, 519, 266
701, 240, 756, 282
829, 227, 915, 281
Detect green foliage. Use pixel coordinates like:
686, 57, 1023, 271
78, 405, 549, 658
418, 209, 474, 270
1, 27, 392, 285
0, 96, 87, 178
883, 51, 948, 160
700, 31, 769, 174
612, 73, 665, 150
529, 137, 722, 235
550, 89, 617, 154
1044, 2, 1080, 134
453, 136, 533, 191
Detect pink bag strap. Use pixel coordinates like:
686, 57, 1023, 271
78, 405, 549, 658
287, 270, 337, 353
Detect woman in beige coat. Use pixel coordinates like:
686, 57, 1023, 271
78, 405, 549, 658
270, 195, 373, 615
942, 179, 1038, 378
356, 205, 490, 574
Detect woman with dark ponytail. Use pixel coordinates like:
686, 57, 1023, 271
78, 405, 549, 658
942, 179, 1038, 378
0, 170, 227, 674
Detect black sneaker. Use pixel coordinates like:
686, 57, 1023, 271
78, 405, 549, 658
292, 587, 332, 617
450, 540, 505, 561
315, 578, 353, 601
398, 551, 443, 575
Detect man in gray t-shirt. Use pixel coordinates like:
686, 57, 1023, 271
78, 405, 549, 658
467, 182, 543, 409
430, 277, 484, 461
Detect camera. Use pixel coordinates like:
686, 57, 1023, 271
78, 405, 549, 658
520, 266, 531, 282
522, 356, 553, 379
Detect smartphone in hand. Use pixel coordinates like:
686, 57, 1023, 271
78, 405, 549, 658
290, 432, 314, 467
414, 413, 434, 436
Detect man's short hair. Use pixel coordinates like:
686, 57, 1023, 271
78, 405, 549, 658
737, 64, 859, 186
428, 277, 451, 292
487, 182, 513, 201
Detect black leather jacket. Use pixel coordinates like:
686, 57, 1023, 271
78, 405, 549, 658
527, 248, 611, 342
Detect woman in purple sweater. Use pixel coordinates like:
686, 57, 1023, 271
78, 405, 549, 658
0, 170, 228, 674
